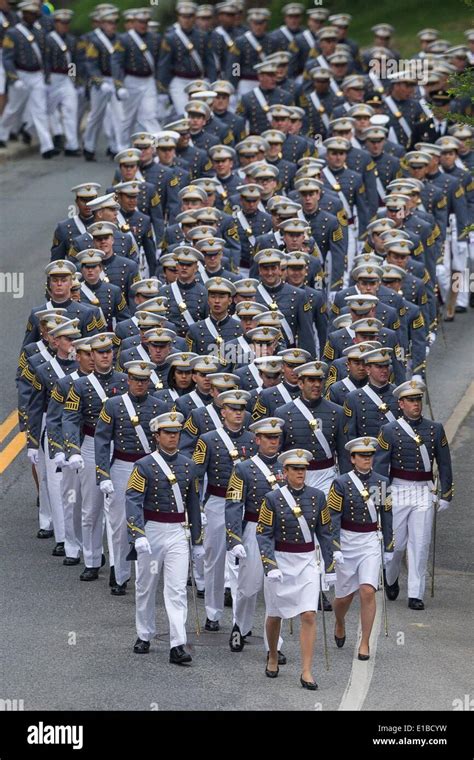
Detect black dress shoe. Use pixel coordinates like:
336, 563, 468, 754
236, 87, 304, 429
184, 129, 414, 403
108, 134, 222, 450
470, 292, 474, 309
205, 618, 220, 632
110, 582, 127, 596
224, 587, 233, 607
133, 638, 150, 654
106, 147, 115, 157
0, 140, 6, 148
42, 148, 61, 159
196, 589, 205, 598
53, 134, 64, 149
384, 573, 399, 601
37, 529, 54, 539
109, 565, 116, 587
64, 148, 82, 156
80, 567, 99, 581
300, 676, 318, 690
229, 623, 245, 652
169, 645, 192, 665
19, 125, 32, 144
277, 651, 287, 665
455, 306, 467, 313
101, 553, 106, 567
52, 542, 65, 556
63, 556, 80, 566
83, 149, 96, 162
334, 624, 346, 648
408, 597, 425, 610
318, 591, 332, 612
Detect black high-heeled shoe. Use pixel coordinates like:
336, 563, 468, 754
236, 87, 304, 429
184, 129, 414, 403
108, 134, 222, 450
357, 648, 370, 661
334, 623, 346, 648
265, 652, 279, 678
300, 675, 318, 690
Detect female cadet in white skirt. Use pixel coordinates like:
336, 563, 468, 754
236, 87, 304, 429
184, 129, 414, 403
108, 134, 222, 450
256, 448, 335, 690
327, 437, 393, 660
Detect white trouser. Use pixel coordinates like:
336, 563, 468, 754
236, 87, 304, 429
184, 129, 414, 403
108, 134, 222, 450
0, 70, 53, 152
237, 79, 258, 97
61, 463, 82, 559
192, 546, 205, 592
47, 74, 79, 149
79, 434, 106, 569
305, 465, 337, 496
0, 50, 6, 95
38, 416, 53, 531
44, 438, 65, 543
203, 493, 227, 621
136, 521, 189, 648
386, 479, 434, 600
169, 76, 193, 116
343, 224, 357, 287
83, 79, 123, 153
107, 458, 134, 586
454, 241, 469, 308
117, 75, 161, 151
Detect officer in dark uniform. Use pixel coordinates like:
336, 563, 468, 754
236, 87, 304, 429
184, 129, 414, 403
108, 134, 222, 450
126, 410, 201, 664
51, 182, 100, 260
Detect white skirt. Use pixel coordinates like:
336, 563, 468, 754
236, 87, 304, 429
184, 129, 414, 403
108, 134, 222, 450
264, 550, 320, 619
335, 529, 381, 598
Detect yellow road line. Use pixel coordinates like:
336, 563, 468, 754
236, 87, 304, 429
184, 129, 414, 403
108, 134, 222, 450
0, 409, 19, 444
0, 431, 26, 474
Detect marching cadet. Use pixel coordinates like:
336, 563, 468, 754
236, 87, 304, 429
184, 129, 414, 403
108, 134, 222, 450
256, 448, 334, 688
360, 125, 401, 201
184, 100, 221, 154
233, 184, 272, 272
211, 3, 238, 79
253, 249, 315, 356
381, 71, 424, 149
268, 104, 312, 163
192, 389, 257, 631
328, 117, 378, 217
251, 347, 311, 420
119, 325, 179, 390
113, 285, 164, 344
113, 180, 157, 277
381, 264, 427, 378
236, 60, 293, 136
51, 182, 100, 261
208, 145, 241, 197
154, 352, 197, 409
226, 7, 272, 95
129, 132, 181, 221
76, 249, 130, 329
374, 378, 453, 610
327, 291, 404, 354
112, 149, 164, 244
111, 7, 161, 151
158, 1, 216, 116
260, 129, 297, 191
297, 68, 337, 140
0, 1, 56, 158
0, 0, 19, 118
154, 131, 190, 188
326, 343, 369, 406
94, 359, 168, 595
126, 411, 201, 664
159, 246, 208, 338
166, 117, 214, 181
83, 7, 122, 162
210, 79, 247, 143
329, 437, 393, 660
284, 250, 328, 356
27, 318, 81, 557
46, 336, 95, 566
194, 237, 242, 284
235, 354, 282, 394
44, 9, 80, 156
293, 7, 329, 77
62, 332, 128, 583
225, 416, 287, 656
383, 239, 433, 334
186, 277, 243, 359
343, 346, 400, 437
174, 354, 219, 419
21, 260, 104, 349
70, 194, 138, 263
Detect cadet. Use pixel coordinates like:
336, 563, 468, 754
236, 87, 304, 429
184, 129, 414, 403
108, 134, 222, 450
225, 416, 287, 655
113, 181, 157, 277
186, 277, 242, 359
184, 100, 220, 153
46, 336, 94, 565
159, 246, 208, 337
62, 332, 128, 583
27, 318, 81, 556
233, 184, 272, 272
381, 264, 427, 378
343, 347, 400, 437
154, 352, 197, 409
327, 343, 369, 406
236, 60, 293, 136
235, 354, 282, 394
251, 347, 310, 419
44, 9, 80, 156
79, 221, 140, 308
174, 354, 219, 419
130, 132, 181, 220
268, 104, 312, 164
195, 237, 242, 284
76, 249, 130, 329
51, 183, 100, 261
257, 448, 334, 689
21, 260, 104, 349
210, 79, 247, 143
111, 8, 161, 151
126, 411, 201, 664
192, 389, 257, 631
226, 7, 273, 94
119, 326, 178, 392
70, 194, 138, 263
285, 250, 328, 356
111, 149, 164, 244
329, 437, 393, 660
0, 1, 55, 158
374, 378, 453, 610
94, 359, 168, 595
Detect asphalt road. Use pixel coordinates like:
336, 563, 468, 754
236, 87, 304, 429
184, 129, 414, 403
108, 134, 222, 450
0, 150, 473, 712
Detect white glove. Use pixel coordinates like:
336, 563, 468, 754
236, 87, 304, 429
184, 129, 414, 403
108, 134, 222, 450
53, 452, 66, 467
100, 479, 114, 495
324, 572, 337, 587
437, 499, 450, 513
116, 87, 129, 101
333, 550, 345, 565
135, 536, 152, 555
100, 81, 114, 95
13, 79, 26, 90
383, 552, 393, 564
230, 544, 247, 559
200, 510, 208, 526
267, 569, 283, 583
68, 454, 84, 471
27, 448, 39, 465
192, 544, 205, 559
157, 93, 169, 105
